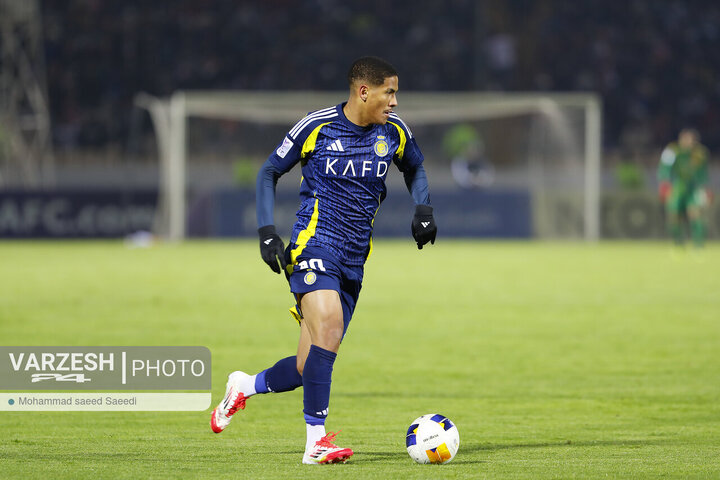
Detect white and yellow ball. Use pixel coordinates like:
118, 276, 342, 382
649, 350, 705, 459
405, 414, 460, 464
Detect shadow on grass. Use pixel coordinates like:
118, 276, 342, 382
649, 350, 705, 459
469, 438, 670, 452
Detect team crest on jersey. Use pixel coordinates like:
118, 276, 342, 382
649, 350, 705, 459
374, 136, 389, 157
304, 271, 317, 285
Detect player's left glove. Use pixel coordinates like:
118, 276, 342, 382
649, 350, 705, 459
258, 225, 287, 274
411, 204, 437, 250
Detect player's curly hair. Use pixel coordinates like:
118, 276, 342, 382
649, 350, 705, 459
347, 56, 398, 87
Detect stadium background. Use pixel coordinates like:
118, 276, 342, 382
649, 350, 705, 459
2, 2, 720, 478
1, 0, 719, 240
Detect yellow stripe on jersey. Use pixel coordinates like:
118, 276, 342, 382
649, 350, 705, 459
366, 200, 381, 260
290, 197, 320, 264
388, 121, 407, 159
301, 122, 332, 159
291, 122, 327, 264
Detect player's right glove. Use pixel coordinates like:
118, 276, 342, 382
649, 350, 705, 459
658, 181, 671, 203
258, 225, 287, 274
411, 204, 437, 250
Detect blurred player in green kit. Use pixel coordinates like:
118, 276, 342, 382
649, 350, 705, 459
658, 128, 711, 247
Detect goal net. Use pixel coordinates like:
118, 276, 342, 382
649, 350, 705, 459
136, 91, 601, 241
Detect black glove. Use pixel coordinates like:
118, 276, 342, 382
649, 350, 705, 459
411, 205, 437, 249
258, 225, 287, 274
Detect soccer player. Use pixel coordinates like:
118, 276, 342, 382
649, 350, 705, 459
658, 128, 711, 247
210, 56, 437, 464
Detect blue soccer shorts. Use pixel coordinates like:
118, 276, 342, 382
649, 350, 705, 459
284, 245, 363, 336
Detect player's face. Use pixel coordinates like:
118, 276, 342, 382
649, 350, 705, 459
366, 76, 399, 125
679, 130, 698, 149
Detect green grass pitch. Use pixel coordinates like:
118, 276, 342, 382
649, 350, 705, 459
1, 240, 719, 479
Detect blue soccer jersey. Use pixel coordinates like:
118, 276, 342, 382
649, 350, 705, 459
266, 103, 425, 266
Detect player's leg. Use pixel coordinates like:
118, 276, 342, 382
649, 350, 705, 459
298, 289, 353, 464
687, 188, 709, 248
253, 298, 309, 395
300, 289, 344, 352
665, 187, 685, 245
687, 206, 705, 248
210, 311, 305, 434
299, 289, 343, 438
299, 264, 363, 463
296, 316, 311, 374
210, 354, 304, 433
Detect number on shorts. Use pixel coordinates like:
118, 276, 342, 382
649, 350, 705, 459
297, 258, 326, 272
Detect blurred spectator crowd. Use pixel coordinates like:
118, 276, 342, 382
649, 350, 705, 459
40, 0, 720, 156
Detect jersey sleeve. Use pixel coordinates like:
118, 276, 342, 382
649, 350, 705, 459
257, 128, 303, 228
696, 146, 710, 186
387, 114, 430, 204
257, 113, 315, 227
658, 144, 676, 182
257, 107, 339, 227
256, 158, 282, 228
268, 135, 302, 174
403, 164, 431, 205
388, 113, 424, 173
269, 106, 339, 172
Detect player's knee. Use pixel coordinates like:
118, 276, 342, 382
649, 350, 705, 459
314, 316, 344, 351
296, 356, 305, 375
301, 291, 344, 351
321, 324, 344, 348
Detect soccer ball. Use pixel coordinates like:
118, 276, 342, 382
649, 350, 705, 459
405, 414, 460, 464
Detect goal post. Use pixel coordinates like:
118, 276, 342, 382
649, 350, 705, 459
136, 91, 601, 241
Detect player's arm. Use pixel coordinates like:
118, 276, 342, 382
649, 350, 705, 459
403, 162, 430, 205
256, 136, 300, 273
393, 126, 437, 249
404, 163, 436, 250
696, 146, 712, 204
696, 147, 710, 187
658, 146, 675, 202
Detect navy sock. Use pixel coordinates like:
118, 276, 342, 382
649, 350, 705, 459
256, 356, 302, 394
302, 345, 337, 425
